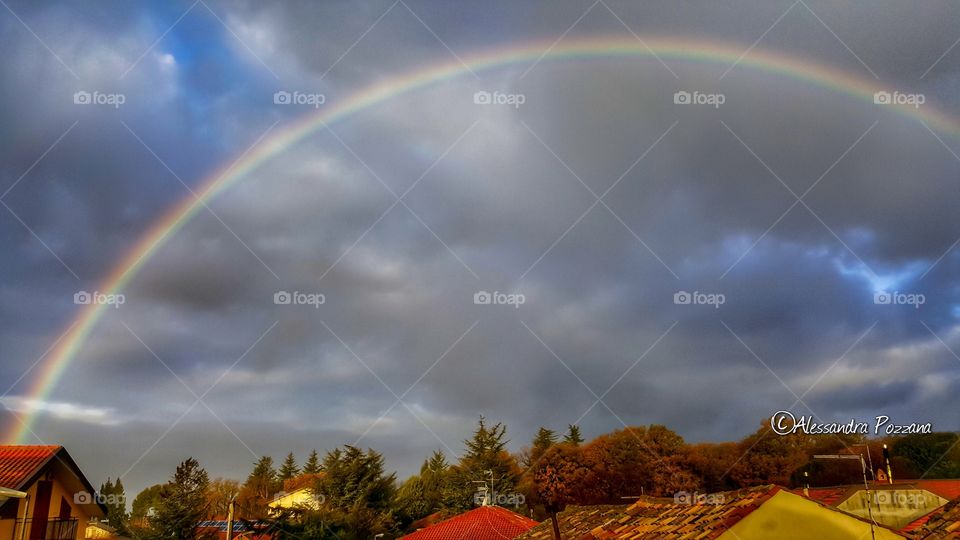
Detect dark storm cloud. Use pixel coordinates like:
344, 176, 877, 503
3, 0, 960, 500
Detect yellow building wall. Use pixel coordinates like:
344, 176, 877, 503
268, 489, 320, 512
0, 476, 97, 540
721, 490, 905, 540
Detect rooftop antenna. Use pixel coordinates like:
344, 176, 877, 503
814, 454, 876, 540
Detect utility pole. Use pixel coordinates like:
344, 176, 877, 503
226, 498, 235, 540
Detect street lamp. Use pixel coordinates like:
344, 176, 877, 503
813, 454, 876, 540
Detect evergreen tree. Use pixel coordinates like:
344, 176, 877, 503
302, 449, 322, 475
150, 458, 210, 540
279, 452, 300, 482
99, 477, 129, 534
563, 424, 584, 446
448, 417, 522, 510
237, 456, 280, 519
530, 427, 558, 465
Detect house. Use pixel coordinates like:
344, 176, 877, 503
400, 505, 538, 540
578, 485, 907, 539
516, 505, 626, 540
266, 487, 321, 516
0, 446, 107, 540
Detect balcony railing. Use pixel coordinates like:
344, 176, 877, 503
15, 518, 79, 540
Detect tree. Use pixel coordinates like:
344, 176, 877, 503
205, 479, 240, 519
728, 420, 817, 488
563, 424, 584, 446
130, 483, 164, 538
279, 452, 300, 482
311, 446, 397, 539
525, 445, 597, 540
529, 427, 558, 466
238, 456, 279, 518
99, 478, 129, 534
447, 417, 522, 510
893, 433, 960, 478
303, 449, 322, 475
150, 458, 210, 540
394, 451, 452, 526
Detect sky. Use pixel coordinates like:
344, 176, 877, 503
2, 0, 960, 499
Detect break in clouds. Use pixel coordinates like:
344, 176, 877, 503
2, 0, 960, 496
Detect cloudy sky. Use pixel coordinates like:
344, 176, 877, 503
2, 0, 960, 497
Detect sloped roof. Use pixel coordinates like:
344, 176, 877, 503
581, 485, 782, 539
908, 481, 960, 502
401, 506, 538, 540
902, 506, 946, 535
912, 499, 960, 539
795, 486, 855, 506
0, 445, 61, 489
516, 505, 627, 540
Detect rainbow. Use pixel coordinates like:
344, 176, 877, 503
7, 35, 958, 443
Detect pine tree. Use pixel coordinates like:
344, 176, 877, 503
302, 449, 322, 475
450, 417, 521, 510
563, 424, 584, 446
530, 427, 557, 465
98, 477, 129, 534
278, 452, 300, 482
150, 458, 210, 540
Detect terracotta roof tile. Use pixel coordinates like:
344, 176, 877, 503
913, 498, 960, 539
401, 506, 538, 540
0, 445, 61, 489
580, 485, 782, 539
516, 505, 627, 540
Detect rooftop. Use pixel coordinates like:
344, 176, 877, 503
401, 505, 538, 540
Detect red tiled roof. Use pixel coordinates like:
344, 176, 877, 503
581, 485, 782, 539
794, 486, 854, 506
902, 506, 945, 534
401, 506, 538, 540
912, 498, 960, 539
516, 505, 627, 540
0, 445, 61, 489
909, 481, 960, 502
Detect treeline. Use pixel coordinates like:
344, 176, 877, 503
104, 417, 960, 539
